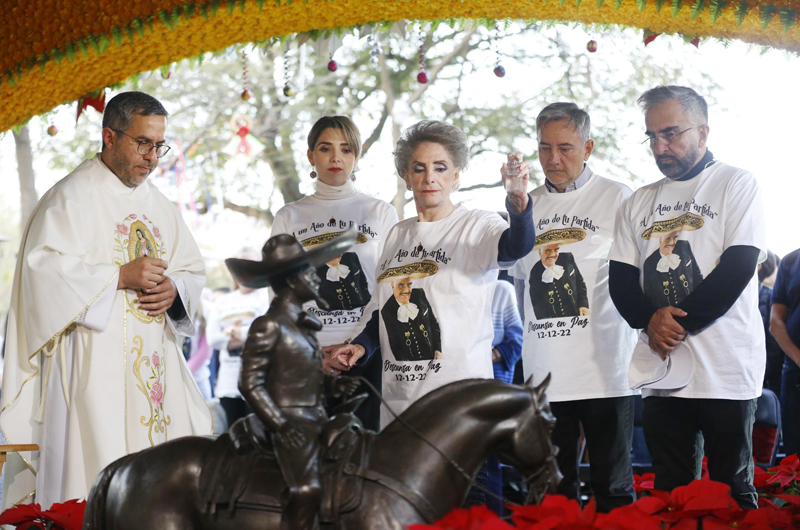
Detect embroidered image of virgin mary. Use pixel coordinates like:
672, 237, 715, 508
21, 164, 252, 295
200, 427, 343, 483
642, 213, 704, 308
127, 221, 157, 262
301, 231, 370, 311
377, 260, 442, 362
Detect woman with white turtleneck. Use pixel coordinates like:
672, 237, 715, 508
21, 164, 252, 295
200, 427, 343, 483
269, 116, 398, 426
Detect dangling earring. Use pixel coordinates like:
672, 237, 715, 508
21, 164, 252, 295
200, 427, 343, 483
310, 167, 317, 179
351, 174, 356, 182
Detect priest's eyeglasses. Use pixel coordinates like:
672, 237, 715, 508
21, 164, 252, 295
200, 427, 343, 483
113, 129, 172, 158
641, 126, 701, 146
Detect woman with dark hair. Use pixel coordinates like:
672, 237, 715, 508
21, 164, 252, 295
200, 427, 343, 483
327, 120, 535, 427
270, 116, 398, 430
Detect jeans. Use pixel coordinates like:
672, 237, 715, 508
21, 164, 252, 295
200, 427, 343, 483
643, 397, 758, 509
781, 359, 800, 457
550, 395, 636, 512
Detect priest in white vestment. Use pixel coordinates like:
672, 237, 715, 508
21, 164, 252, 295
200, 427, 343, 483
0, 92, 212, 510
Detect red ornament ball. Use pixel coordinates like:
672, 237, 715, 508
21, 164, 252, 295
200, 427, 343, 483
493, 65, 506, 78
417, 71, 428, 84
327, 60, 338, 72
241, 89, 253, 101
47, 125, 58, 136
587, 40, 598, 53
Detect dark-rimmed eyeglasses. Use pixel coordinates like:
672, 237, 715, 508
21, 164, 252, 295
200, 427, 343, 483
641, 126, 702, 146
113, 129, 171, 158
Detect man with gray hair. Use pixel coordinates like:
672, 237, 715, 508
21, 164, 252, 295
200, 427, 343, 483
509, 102, 638, 512
0, 91, 211, 509
609, 86, 766, 508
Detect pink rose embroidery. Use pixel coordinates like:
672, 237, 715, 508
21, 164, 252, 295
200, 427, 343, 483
129, 214, 137, 219
116, 223, 129, 235
150, 381, 164, 408
152, 352, 160, 367
153, 227, 160, 238
142, 215, 148, 220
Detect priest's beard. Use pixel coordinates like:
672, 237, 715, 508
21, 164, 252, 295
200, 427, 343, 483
655, 145, 701, 180
107, 150, 156, 188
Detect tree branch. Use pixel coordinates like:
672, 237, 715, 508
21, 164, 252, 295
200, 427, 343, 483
361, 106, 390, 156
459, 181, 503, 192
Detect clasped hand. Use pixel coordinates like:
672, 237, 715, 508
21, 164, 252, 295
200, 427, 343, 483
322, 343, 366, 376
647, 306, 688, 360
118, 257, 177, 316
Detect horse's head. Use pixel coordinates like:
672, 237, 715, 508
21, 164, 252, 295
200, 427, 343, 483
501, 374, 562, 504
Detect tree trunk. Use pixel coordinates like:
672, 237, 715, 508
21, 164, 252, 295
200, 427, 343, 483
13, 125, 38, 229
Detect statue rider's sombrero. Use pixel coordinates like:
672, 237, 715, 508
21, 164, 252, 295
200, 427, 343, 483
641, 212, 704, 240
225, 227, 358, 289
377, 260, 439, 284
300, 230, 368, 249
532, 228, 586, 251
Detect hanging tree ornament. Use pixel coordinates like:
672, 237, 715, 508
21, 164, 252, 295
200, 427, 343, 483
47, 120, 58, 136
417, 29, 428, 84
282, 49, 295, 97
327, 54, 338, 72
586, 39, 598, 53
492, 23, 506, 78
368, 33, 381, 65
241, 49, 253, 101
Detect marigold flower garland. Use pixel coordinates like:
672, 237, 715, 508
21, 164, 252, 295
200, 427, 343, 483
1, 0, 800, 132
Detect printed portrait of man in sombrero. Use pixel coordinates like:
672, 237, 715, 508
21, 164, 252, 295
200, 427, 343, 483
378, 260, 442, 362
642, 212, 705, 308
529, 228, 590, 320
301, 231, 371, 311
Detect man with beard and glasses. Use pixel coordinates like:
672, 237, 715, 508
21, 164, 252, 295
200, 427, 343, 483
0, 92, 211, 510
609, 86, 767, 509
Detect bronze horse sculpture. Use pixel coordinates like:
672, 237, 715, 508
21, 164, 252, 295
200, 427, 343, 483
83, 376, 558, 530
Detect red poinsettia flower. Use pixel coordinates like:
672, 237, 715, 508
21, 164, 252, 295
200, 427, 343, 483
633, 473, 655, 493
769, 455, 800, 488
510, 495, 599, 528
409, 505, 514, 530
702, 501, 794, 530
595, 504, 662, 530
753, 463, 778, 490
0, 503, 44, 525
0, 499, 86, 530
40, 499, 86, 530
633, 478, 736, 524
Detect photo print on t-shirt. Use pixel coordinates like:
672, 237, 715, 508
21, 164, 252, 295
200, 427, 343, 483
300, 231, 370, 311
528, 228, 590, 320
377, 259, 442, 362
641, 212, 705, 308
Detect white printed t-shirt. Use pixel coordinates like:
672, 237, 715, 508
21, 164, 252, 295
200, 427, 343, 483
362, 204, 509, 427
271, 190, 398, 347
510, 171, 637, 402
608, 161, 767, 400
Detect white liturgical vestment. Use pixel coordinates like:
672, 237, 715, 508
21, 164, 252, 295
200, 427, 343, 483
0, 155, 212, 509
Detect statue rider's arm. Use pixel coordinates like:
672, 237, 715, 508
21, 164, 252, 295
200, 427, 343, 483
238, 317, 287, 432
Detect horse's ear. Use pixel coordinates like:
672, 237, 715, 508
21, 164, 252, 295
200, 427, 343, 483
534, 373, 551, 401
525, 375, 535, 388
